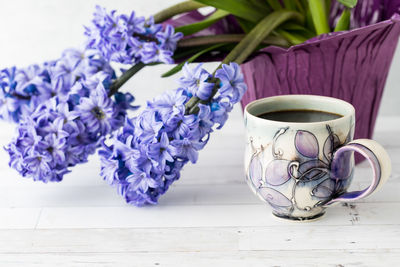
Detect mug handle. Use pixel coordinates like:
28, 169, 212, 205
326, 139, 391, 205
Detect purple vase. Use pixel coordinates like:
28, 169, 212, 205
168, 2, 400, 163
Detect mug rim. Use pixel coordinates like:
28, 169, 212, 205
244, 94, 355, 126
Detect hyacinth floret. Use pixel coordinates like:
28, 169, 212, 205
85, 6, 183, 65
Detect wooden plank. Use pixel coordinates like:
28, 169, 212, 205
238, 225, 400, 251
0, 250, 399, 267
0, 228, 238, 253
0, 208, 41, 229
34, 202, 400, 229
0, 179, 399, 209
0, 226, 398, 253
0, 184, 258, 208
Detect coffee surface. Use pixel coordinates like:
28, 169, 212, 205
257, 109, 342, 123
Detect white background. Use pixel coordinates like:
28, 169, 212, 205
0, 1, 399, 266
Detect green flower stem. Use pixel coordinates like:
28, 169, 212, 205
153, 1, 206, 24
108, 62, 146, 97
177, 34, 291, 48
308, 0, 330, 35
185, 10, 304, 114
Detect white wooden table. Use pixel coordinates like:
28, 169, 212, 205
0, 104, 399, 266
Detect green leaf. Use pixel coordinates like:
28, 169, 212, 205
265, 0, 282, 10
334, 8, 351, 31
153, 1, 206, 24
337, 0, 357, 8
304, 2, 316, 34
325, 0, 332, 18
249, 0, 271, 12
173, 46, 209, 60
294, 0, 306, 14
175, 9, 229, 36
279, 22, 315, 39
283, 0, 297, 10
222, 10, 304, 64
275, 29, 308, 45
234, 16, 256, 33
280, 22, 307, 31
193, 0, 265, 22
162, 43, 226, 77
308, 0, 331, 35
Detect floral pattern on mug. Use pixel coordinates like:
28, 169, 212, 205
247, 125, 353, 216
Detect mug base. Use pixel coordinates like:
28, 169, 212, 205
272, 211, 326, 222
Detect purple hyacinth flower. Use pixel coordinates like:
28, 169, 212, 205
196, 76, 214, 101
127, 37, 145, 62
23, 151, 53, 181
99, 151, 119, 185
41, 116, 70, 140
126, 170, 161, 192
156, 24, 184, 51
99, 62, 247, 206
37, 133, 67, 164
92, 5, 109, 27
215, 62, 247, 104
210, 97, 234, 129
179, 63, 214, 98
167, 113, 197, 139
84, 7, 180, 66
147, 132, 174, 170
140, 42, 174, 64
103, 10, 128, 37
0, 89, 20, 122
121, 10, 145, 34
143, 16, 163, 35
14, 64, 48, 96
170, 127, 205, 163
0, 67, 17, 93
123, 185, 157, 206
77, 83, 116, 136
193, 104, 214, 139
135, 110, 163, 144
126, 144, 154, 175
149, 88, 187, 123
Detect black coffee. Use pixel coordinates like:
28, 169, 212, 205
258, 109, 342, 123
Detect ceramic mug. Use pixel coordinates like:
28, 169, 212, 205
244, 95, 391, 221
